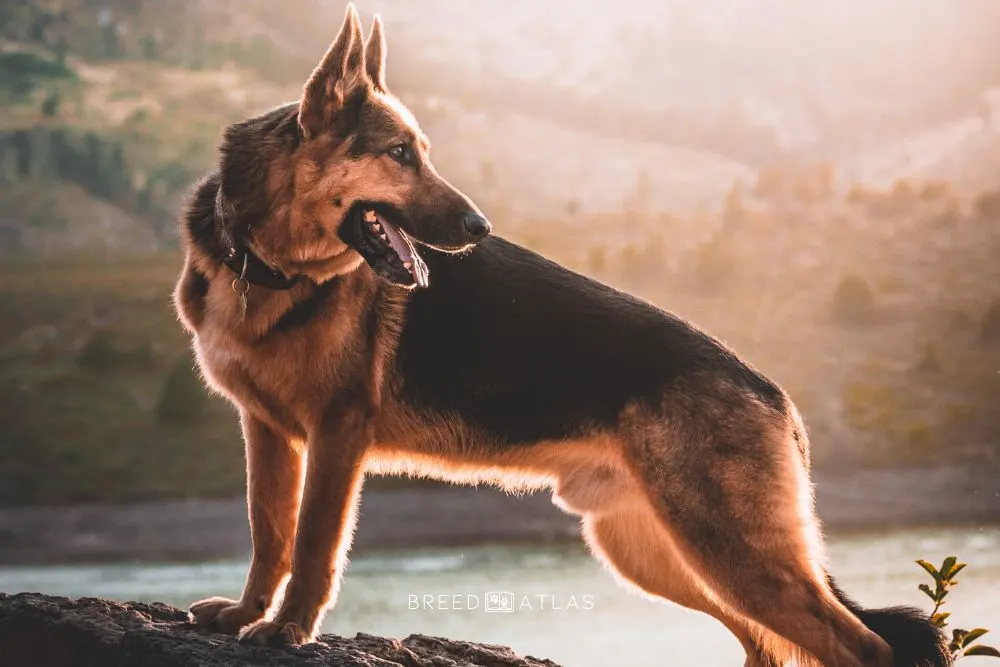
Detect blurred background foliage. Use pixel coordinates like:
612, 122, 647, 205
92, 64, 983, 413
0, 0, 999, 504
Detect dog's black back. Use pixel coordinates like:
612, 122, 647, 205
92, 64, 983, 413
395, 236, 784, 446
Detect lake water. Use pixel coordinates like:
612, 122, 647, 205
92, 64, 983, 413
1, 526, 998, 666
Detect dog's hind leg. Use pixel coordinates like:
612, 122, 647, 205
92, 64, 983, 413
623, 392, 893, 667
582, 505, 782, 667
190, 413, 305, 634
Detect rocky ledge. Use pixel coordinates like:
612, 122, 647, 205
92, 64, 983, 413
0, 592, 561, 667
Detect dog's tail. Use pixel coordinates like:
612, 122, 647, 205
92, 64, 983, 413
826, 573, 953, 667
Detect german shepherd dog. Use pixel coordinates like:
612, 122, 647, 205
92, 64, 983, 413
175, 6, 950, 666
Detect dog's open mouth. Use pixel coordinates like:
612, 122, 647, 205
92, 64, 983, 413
340, 206, 429, 288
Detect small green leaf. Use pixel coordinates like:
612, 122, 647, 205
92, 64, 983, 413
919, 583, 938, 601
963, 629, 991, 648
954, 629, 970, 645
940, 556, 958, 579
963, 644, 1000, 658
949, 563, 968, 579
917, 560, 942, 582
931, 612, 951, 628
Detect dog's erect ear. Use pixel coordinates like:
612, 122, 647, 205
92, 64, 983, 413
298, 3, 367, 139
364, 14, 387, 92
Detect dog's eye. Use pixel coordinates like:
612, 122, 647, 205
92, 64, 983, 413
388, 144, 412, 163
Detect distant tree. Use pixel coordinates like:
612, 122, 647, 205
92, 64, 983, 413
81, 131, 106, 195
846, 182, 874, 205
891, 178, 914, 203
913, 342, 943, 374
138, 34, 159, 60
157, 356, 208, 423
814, 163, 835, 199
690, 236, 738, 292
832, 275, 876, 325
586, 246, 606, 275
722, 182, 747, 228
41, 90, 60, 117
107, 144, 128, 198
754, 166, 783, 201
101, 22, 122, 59
135, 180, 153, 215
26, 127, 53, 181
27, 7, 55, 42
920, 181, 951, 201
183, 24, 207, 70
53, 36, 68, 69
975, 190, 1000, 220
0, 148, 16, 186
981, 299, 1000, 345
77, 329, 121, 371
480, 160, 495, 188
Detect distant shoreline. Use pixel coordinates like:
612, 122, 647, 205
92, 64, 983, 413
0, 465, 997, 566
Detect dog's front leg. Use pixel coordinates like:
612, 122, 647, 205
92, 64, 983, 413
239, 404, 369, 646
190, 413, 305, 634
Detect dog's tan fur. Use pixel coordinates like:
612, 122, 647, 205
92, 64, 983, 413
174, 6, 948, 666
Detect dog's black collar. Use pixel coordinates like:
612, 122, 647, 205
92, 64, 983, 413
215, 186, 300, 291
221, 247, 301, 291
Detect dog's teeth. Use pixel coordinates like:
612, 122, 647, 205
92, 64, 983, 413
364, 210, 377, 222
403, 261, 412, 269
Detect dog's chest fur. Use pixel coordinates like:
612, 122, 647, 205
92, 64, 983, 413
180, 265, 400, 438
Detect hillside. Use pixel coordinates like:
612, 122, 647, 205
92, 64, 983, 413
3, 1, 1000, 250
0, 1, 998, 504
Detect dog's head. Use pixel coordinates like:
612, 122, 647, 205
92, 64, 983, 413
226, 5, 489, 289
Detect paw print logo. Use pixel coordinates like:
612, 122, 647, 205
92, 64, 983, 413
485, 591, 514, 613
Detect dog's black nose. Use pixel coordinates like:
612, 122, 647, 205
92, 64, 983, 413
462, 212, 491, 240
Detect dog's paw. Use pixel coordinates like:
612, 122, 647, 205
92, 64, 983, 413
188, 597, 264, 635
238, 619, 312, 647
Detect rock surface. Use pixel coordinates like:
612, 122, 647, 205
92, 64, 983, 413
0, 592, 561, 667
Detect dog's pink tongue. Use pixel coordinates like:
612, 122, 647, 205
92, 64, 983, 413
380, 217, 428, 287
